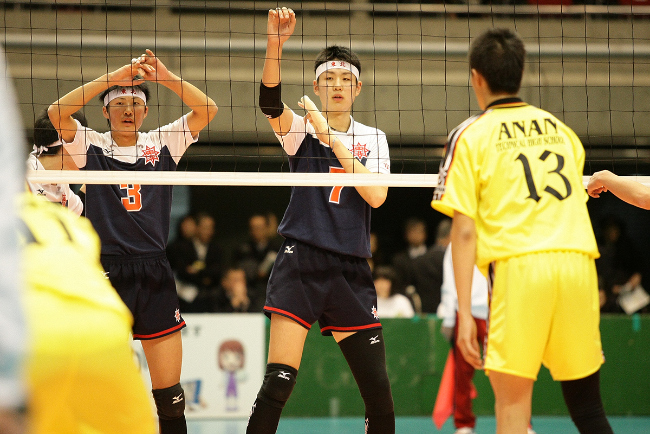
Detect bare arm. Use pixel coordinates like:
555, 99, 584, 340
450, 211, 482, 370
135, 49, 217, 134
587, 170, 650, 210
261, 7, 297, 137
48, 63, 148, 143
300, 96, 388, 208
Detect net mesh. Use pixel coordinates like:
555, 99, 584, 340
3, 0, 649, 186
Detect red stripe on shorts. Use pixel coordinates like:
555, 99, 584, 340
133, 321, 186, 340
320, 323, 382, 333
264, 306, 312, 329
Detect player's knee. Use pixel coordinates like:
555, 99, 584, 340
152, 383, 185, 420
257, 363, 298, 409
338, 330, 394, 416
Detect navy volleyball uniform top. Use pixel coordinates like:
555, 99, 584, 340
276, 111, 390, 258
63, 116, 198, 255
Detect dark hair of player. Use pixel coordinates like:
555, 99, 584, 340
34, 109, 88, 148
372, 265, 397, 285
469, 28, 526, 95
98, 83, 150, 107
314, 45, 362, 77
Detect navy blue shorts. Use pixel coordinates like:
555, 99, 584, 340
101, 251, 186, 340
264, 238, 381, 336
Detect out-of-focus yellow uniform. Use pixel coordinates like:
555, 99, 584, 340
20, 193, 155, 434
431, 98, 603, 381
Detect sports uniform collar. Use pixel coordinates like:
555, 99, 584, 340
485, 97, 526, 110
330, 116, 355, 135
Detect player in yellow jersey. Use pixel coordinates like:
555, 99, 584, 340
431, 29, 613, 434
19, 193, 155, 434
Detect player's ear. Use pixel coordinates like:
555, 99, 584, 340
143, 105, 149, 118
313, 79, 320, 96
102, 105, 109, 119
355, 79, 362, 96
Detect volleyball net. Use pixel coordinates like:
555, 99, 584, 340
4, 0, 650, 187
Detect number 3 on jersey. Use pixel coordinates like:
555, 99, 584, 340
329, 167, 346, 204
120, 184, 142, 212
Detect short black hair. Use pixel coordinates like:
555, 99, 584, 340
469, 28, 525, 94
314, 46, 361, 77
98, 83, 150, 106
373, 265, 397, 284
34, 109, 88, 148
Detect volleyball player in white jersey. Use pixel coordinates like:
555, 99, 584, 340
26, 111, 87, 216
246, 8, 394, 434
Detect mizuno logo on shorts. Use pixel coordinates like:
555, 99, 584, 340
172, 394, 184, 404
278, 371, 291, 380
284, 246, 294, 253
369, 335, 380, 345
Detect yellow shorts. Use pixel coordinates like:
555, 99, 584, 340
26, 288, 156, 434
485, 251, 604, 381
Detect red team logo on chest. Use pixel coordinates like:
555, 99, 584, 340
142, 145, 160, 166
352, 142, 370, 160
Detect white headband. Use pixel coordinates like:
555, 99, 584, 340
103, 86, 147, 106
315, 60, 360, 81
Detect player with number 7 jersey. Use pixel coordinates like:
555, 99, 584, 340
48, 49, 217, 434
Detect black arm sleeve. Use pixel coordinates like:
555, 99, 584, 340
259, 82, 284, 119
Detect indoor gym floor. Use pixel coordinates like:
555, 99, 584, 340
187, 416, 650, 434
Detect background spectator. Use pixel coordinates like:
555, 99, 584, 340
234, 213, 282, 299
214, 267, 258, 313
172, 213, 223, 312
392, 217, 429, 294
374, 266, 415, 318
595, 215, 643, 313
409, 218, 452, 313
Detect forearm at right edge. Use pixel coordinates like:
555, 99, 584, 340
262, 43, 283, 87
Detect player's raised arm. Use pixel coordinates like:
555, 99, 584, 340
587, 170, 650, 209
133, 49, 217, 134
260, 7, 297, 136
299, 95, 388, 208
48, 62, 150, 143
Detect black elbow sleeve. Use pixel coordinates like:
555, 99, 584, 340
259, 82, 284, 119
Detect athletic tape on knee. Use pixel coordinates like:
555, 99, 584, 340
338, 329, 394, 416
257, 363, 298, 409
152, 383, 185, 420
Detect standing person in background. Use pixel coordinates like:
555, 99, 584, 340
247, 7, 394, 434
0, 45, 27, 434
391, 217, 428, 294
409, 218, 451, 313
431, 28, 613, 434
48, 49, 218, 434
234, 214, 281, 302
26, 110, 88, 216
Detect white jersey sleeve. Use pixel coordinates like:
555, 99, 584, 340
275, 110, 309, 156
150, 115, 198, 165
437, 245, 458, 328
62, 120, 103, 169
365, 128, 390, 174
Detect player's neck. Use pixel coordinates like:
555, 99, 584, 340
110, 130, 139, 147
324, 110, 351, 132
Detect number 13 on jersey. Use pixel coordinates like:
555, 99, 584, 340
120, 184, 142, 212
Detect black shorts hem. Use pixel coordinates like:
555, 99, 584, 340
320, 322, 382, 336
264, 306, 312, 330
133, 321, 186, 341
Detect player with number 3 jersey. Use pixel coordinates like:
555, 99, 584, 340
246, 7, 394, 434
48, 49, 217, 434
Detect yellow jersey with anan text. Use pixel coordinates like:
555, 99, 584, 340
431, 98, 599, 274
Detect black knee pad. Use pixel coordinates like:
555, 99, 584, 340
152, 383, 186, 420
338, 329, 394, 416
561, 370, 613, 434
256, 363, 298, 409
